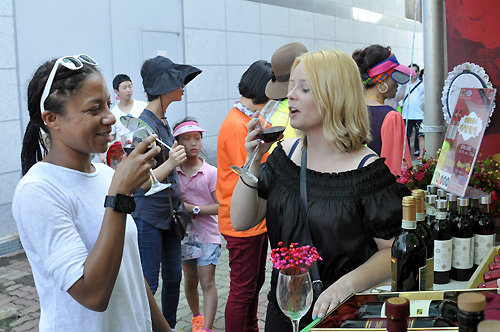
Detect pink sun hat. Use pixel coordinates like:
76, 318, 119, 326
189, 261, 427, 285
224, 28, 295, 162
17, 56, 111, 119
173, 121, 207, 137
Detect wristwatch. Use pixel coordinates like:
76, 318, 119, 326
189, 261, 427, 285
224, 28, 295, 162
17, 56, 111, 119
192, 205, 201, 215
104, 194, 136, 214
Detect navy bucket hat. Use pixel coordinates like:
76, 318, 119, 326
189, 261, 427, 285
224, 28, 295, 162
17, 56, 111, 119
141, 56, 202, 96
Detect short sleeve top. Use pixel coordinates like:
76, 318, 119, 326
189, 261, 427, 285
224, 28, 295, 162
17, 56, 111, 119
258, 144, 410, 295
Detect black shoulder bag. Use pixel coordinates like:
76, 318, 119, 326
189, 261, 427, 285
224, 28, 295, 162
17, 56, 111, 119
168, 189, 190, 241
300, 146, 323, 300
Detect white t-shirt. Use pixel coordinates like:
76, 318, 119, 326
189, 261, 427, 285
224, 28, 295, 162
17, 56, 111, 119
12, 162, 152, 332
401, 81, 425, 120
110, 100, 148, 139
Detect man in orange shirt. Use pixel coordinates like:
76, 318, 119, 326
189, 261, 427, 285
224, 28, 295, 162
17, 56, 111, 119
216, 60, 271, 332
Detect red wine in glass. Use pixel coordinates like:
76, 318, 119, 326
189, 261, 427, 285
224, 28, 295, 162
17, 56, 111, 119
259, 126, 286, 143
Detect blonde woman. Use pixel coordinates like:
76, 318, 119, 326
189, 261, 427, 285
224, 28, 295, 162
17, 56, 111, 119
231, 49, 409, 331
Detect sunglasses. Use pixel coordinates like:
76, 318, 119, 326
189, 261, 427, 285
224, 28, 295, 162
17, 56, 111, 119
40, 54, 98, 114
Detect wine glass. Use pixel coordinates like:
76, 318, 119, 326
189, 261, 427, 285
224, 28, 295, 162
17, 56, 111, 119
230, 99, 287, 183
276, 271, 313, 332
120, 115, 172, 151
120, 127, 171, 196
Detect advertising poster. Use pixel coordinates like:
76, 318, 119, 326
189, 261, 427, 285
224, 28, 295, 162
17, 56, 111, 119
432, 88, 496, 196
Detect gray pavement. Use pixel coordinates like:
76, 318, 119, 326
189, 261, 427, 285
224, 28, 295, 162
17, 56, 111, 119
0, 238, 273, 332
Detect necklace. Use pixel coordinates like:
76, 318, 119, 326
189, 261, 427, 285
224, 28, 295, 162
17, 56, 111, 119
365, 95, 384, 105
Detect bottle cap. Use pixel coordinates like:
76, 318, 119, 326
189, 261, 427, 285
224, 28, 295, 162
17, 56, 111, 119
437, 189, 447, 197
427, 194, 437, 204
480, 195, 492, 205
427, 185, 437, 194
436, 199, 447, 209
457, 292, 486, 312
412, 189, 425, 213
402, 196, 416, 225
447, 193, 457, 201
385, 297, 410, 320
458, 197, 469, 206
478, 320, 500, 332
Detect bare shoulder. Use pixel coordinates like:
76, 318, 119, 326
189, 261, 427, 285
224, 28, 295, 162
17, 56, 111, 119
359, 146, 379, 167
281, 137, 302, 156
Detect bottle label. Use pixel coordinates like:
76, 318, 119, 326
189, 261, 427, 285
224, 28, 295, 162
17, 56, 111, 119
434, 239, 452, 272
419, 264, 427, 291
402, 219, 416, 229
380, 299, 433, 317
474, 234, 495, 265
435, 211, 447, 220
416, 212, 426, 222
452, 237, 473, 269
426, 257, 434, 290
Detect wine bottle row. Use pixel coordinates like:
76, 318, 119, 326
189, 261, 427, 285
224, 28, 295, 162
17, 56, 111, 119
391, 185, 496, 291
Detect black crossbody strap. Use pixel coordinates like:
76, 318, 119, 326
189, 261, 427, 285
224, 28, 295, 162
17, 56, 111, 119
402, 81, 422, 104
299, 146, 323, 292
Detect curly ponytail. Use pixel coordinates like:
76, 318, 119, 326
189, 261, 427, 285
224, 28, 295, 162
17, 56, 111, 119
21, 59, 98, 175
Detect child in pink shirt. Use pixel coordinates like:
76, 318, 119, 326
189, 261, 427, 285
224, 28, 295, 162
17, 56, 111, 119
174, 118, 220, 332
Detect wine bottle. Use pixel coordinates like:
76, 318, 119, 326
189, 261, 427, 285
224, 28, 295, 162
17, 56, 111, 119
451, 198, 474, 281
426, 194, 437, 229
473, 195, 496, 270
447, 193, 458, 223
470, 198, 481, 221
457, 292, 485, 332
427, 184, 438, 196
412, 189, 434, 290
478, 320, 500, 332
339, 317, 456, 328
433, 199, 453, 284
478, 279, 500, 288
483, 268, 500, 282
358, 299, 458, 322
391, 196, 427, 291
385, 297, 410, 332
437, 189, 447, 201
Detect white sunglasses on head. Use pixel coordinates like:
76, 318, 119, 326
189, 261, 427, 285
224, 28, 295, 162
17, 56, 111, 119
39, 54, 98, 115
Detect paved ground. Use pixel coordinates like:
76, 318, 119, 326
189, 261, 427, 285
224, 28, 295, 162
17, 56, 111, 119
0, 238, 273, 332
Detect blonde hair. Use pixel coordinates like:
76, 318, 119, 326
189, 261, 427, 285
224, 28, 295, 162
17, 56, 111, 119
290, 49, 371, 152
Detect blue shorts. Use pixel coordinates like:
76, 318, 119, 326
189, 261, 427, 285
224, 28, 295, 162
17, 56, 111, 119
185, 243, 221, 266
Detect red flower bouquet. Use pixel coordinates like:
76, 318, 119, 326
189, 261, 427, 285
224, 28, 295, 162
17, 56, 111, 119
270, 242, 322, 275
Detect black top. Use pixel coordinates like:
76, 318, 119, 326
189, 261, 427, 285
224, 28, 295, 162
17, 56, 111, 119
258, 144, 410, 304
132, 109, 180, 230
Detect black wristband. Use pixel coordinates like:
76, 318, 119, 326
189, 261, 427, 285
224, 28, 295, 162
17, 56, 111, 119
240, 176, 257, 190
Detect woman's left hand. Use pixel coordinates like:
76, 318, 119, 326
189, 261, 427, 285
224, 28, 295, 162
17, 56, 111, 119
312, 282, 353, 320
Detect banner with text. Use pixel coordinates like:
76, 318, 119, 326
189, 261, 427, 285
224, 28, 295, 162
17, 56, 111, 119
432, 88, 496, 196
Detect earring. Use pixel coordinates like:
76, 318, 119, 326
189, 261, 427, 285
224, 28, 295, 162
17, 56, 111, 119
378, 82, 388, 94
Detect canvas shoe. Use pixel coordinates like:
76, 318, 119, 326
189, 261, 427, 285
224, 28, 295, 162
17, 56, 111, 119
191, 315, 204, 332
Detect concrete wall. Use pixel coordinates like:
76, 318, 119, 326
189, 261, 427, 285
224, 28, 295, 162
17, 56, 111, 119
0, 0, 424, 255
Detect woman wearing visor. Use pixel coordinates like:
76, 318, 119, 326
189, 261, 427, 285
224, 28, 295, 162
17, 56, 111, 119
353, 45, 413, 175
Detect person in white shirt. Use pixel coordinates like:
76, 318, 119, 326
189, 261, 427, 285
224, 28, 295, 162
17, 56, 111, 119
14, 55, 171, 331
397, 64, 425, 158
110, 74, 148, 141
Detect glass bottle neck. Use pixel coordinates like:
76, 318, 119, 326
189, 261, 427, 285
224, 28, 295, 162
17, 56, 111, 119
481, 204, 490, 214
458, 205, 469, 216
448, 201, 457, 212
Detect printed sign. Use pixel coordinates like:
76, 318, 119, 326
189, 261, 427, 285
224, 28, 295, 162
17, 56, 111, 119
432, 88, 496, 196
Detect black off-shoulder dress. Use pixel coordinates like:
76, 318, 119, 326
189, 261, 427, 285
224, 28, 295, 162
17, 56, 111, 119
258, 143, 410, 330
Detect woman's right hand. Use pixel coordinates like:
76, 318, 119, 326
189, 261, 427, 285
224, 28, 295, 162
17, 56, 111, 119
109, 134, 160, 195
244, 111, 275, 159
166, 141, 187, 169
